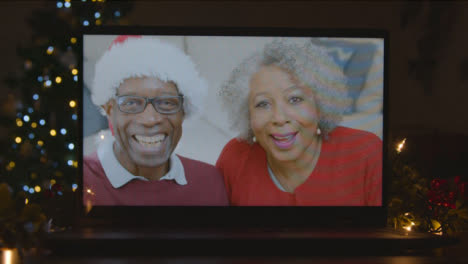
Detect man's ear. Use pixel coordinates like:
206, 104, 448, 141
101, 101, 113, 117
101, 102, 115, 136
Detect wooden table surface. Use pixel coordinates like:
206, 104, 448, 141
14, 232, 468, 264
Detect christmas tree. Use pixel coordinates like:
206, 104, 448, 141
1, 0, 133, 225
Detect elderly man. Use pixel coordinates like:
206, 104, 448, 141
83, 35, 228, 206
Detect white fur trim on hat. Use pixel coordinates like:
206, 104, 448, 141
91, 36, 208, 119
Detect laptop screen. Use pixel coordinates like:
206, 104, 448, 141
79, 27, 388, 227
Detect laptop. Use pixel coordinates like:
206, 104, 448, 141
45, 26, 456, 256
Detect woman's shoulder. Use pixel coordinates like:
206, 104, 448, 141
220, 138, 254, 156
216, 138, 258, 167
329, 126, 382, 141
326, 126, 382, 149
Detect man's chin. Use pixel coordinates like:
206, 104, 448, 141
132, 154, 171, 168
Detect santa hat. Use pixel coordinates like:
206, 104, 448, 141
91, 35, 208, 119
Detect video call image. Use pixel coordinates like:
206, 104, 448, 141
82, 35, 384, 207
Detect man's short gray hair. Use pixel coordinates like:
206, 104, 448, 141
219, 38, 352, 143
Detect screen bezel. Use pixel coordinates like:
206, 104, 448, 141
77, 26, 389, 228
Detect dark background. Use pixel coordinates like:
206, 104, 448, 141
1, 1, 467, 179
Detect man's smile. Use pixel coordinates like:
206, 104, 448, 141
132, 133, 168, 153
134, 134, 166, 145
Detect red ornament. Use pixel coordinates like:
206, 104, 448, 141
431, 179, 448, 191
448, 191, 456, 201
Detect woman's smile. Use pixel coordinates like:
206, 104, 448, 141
270, 132, 298, 149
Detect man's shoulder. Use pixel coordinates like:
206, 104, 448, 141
177, 155, 226, 185
83, 152, 100, 167
83, 152, 106, 181
177, 155, 217, 171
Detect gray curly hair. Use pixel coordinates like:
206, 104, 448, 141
219, 38, 352, 143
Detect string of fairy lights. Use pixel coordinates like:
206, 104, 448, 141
5, 0, 126, 199
56, 0, 122, 27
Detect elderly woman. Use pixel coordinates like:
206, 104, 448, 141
216, 39, 382, 206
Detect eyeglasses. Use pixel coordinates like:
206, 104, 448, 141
115, 94, 184, 114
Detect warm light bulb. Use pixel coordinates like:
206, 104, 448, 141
31, 122, 37, 128
16, 119, 23, 127
69, 100, 76, 108
55, 76, 62, 83
8, 161, 15, 168
25, 198, 29, 205
86, 200, 93, 214
46, 46, 54, 55
50, 129, 57, 136
404, 226, 412, 232
396, 138, 406, 153
15, 137, 22, 144
100, 134, 105, 140
37, 140, 44, 147
70, 37, 77, 44
71, 68, 78, 75
34, 186, 41, 192
3, 248, 14, 264
50, 179, 56, 185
